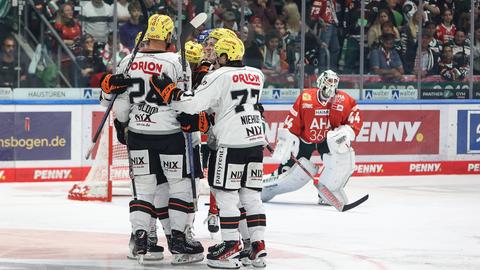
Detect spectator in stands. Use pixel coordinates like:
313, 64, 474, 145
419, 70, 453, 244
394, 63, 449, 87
119, 0, 143, 51
418, 0, 440, 22
220, 10, 238, 32
100, 32, 130, 72
436, 8, 456, 44
385, 0, 403, 27
242, 24, 263, 69
249, 0, 277, 31
425, 21, 442, 53
115, 0, 130, 25
401, 10, 425, 74
450, 28, 470, 70
75, 34, 98, 87
282, 2, 301, 39
54, 3, 81, 48
261, 31, 291, 86
250, 16, 266, 46
274, 16, 297, 72
0, 36, 27, 87
80, 0, 112, 43
473, 24, 480, 74
309, 0, 340, 72
381, 22, 402, 53
413, 31, 440, 78
370, 33, 404, 81
368, 9, 394, 48
439, 44, 468, 80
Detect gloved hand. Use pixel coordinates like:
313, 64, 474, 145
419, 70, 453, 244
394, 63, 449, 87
150, 73, 184, 104
113, 119, 128, 145
271, 128, 300, 164
100, 73, 133, 95
327, 125, 355, 154
176, 111, 214, 133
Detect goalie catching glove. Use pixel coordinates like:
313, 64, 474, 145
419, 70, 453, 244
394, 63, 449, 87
150, 73, 184, 104
271, 128, 300, 164
100, 73, 134, 95
176, 112, 214, 133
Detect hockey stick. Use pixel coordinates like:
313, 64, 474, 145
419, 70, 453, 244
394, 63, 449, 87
85, 0, 149, 160
266, 145, 368, 212
179, 13, 208, 212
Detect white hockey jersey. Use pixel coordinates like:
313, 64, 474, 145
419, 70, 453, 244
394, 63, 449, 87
112, 51, 191, 135
173, 65, 266, 148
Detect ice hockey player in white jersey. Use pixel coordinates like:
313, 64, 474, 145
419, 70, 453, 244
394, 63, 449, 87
151, 36, 268, 269
100, 14, 204, 265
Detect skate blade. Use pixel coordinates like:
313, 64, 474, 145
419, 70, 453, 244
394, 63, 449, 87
127, 252, 164, 261
171, 253, 204, 265
252, 257, 266, 268
207, 258, 241, 269
240, 257, 252, 266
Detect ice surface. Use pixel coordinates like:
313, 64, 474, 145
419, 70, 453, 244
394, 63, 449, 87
1, 175, 479, 270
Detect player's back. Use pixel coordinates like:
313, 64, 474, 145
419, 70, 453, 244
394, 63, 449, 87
114, 51, 186, 135
203, 65, 266, 148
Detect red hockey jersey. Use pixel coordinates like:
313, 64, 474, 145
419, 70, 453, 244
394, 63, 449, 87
436, 23, 456, 45
283, 88, 362, 143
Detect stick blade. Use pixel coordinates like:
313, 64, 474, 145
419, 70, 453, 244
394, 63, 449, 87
190, 13, 207, 28
342, 194, 369, 212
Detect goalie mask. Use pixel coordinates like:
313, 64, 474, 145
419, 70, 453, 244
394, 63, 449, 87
316, 70, 339, 101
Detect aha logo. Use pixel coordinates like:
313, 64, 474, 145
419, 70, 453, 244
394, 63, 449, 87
355, 164, 383, 174
33, 169, 72, 180
356, 121, 423, 143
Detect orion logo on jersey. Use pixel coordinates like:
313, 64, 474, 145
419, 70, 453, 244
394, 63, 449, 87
130, 61, 163, 75
232, 73, 261, 86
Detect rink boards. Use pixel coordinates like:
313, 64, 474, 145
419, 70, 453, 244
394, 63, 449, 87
0, 100, 479, 182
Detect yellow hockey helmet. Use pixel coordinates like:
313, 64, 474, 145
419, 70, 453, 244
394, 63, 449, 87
134, 31, 147, 46
214, 37, 244, 61
146, 14, 174, 41
184, 41, 204, 64
207, 28, 237, 41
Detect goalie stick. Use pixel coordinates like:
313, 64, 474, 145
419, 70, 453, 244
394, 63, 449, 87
179, 12, 208, 212
266, 145, 368, 212
85, 0, 149, 160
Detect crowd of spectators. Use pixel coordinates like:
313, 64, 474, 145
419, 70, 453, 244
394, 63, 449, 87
1, 0, 480, 88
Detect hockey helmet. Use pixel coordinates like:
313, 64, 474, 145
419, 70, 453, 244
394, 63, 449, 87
402, 1, 417, 19
316, 70, 339, 101
214, 37, 244, 61
146, 14, 174, 41
185, 40, 204, 64
208, 28, 237, 41
134, 31, 147, 46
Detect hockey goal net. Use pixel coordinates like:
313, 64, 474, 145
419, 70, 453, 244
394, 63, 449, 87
68, 115, 131, 202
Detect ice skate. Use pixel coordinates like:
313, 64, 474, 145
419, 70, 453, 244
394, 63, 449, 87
318, 195, 331, 206
249, 240, 267, 268
239, 238, 252, 266
170, 229, 204, 265
127, 231, 164, 261
129, 230, 148, 264
206, 240, 242, 269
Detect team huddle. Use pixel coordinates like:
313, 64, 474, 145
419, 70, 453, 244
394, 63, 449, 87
99, 13, 362, 270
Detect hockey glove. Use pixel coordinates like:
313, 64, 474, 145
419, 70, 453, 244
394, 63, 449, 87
100, 73, 133, 95
192, 61, 211, 88
150, 73, 184, 104
113, 119, 128, 145
176, 111, 214, 133
271, 128, 300, 164
326, 125, 355, 154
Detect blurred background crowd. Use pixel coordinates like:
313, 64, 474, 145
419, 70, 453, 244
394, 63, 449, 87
0, 0, 479, 89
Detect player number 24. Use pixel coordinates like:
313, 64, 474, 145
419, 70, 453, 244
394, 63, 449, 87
128, 78, 164, 105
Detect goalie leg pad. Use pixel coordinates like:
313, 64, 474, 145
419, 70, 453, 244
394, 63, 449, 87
261, 157, 318, 202
154, 182, 171, 236
214, 188, 241, 241
168, 177, 194, 232
240, 188, 265, 242
317, 149, 355, 204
